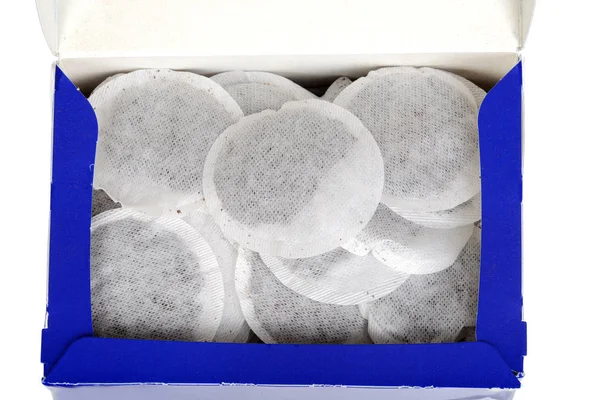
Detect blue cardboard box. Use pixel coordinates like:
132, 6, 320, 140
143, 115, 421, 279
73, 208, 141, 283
37, 1, 532, 398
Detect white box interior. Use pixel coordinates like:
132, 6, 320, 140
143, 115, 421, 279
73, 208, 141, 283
58, 53, 518, 94
36, 0, 534, 91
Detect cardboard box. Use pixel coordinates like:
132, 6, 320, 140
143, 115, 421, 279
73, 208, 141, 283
37, 1, 533, 398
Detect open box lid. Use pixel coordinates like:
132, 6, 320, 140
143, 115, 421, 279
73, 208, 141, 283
39, 0, 529, 388
37, 0, 535, 58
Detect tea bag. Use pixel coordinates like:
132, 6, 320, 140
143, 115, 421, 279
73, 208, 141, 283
203, 99, 384, 258
394, 193, 481, 229
362, 227, 480, 344
89, 73, 125, 97
335, 67, 481, 212
92, 189, 120, 217
184, 211, 250, 343
91, 209, 224, 342
261, 248, 409, 305
448, 73, 487, 107
343, 204, 473, 274
90, 69, 243, 216
211, 71, 316, 115
321, 77, 352, 102
235, 249, 370, 344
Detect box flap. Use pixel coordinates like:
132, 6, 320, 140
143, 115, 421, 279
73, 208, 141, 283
45, 338, 520, 389
37, 0, 535, 58
36, 0, 57, 54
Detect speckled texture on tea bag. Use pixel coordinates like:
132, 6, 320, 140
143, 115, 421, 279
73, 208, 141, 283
343, 204, 473, 274
184, 211, 250, 343
235, 249, 370, 344
363, 227, 480, 344
447, 72, 487, 107
322, 77, 352, 102
204, 99, 384, 259
261, 248, 409, 305
89, 73, 125, 98
91, 209, 224, 342
335, 67, 481, 212
90, 69, 243, 216
211, 71, 316, 115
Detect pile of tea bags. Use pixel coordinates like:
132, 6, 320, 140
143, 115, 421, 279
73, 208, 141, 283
90, 67, 482, 344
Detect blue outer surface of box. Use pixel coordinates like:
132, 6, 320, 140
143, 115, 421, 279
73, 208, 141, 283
41, 63, 526, 393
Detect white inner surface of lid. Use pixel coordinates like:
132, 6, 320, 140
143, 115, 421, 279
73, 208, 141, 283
60, 53, 519, 94
42, 0, 529, 57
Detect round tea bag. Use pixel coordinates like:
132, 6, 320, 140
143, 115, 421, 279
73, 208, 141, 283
184, 211, 250, 343
211, 71, 316, 115
261, 248, 410, 305
364, 227, 480, 344
343, 204, 473, 274
90, 69, 243, 215
394, 193, 481, 229
334, 66, 481, 212
89, 73, 125, 98
447, 73, 487, 107
91, 209, 224, 342
235, 249, 370, 344
203, 99, 384, 259
92, 189, 120, 217
321, 77, 352, 102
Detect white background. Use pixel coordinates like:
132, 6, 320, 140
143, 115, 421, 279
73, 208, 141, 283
0, 1, 598, 398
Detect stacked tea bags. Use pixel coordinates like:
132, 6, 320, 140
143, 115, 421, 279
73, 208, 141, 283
89, 67, 483, 344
